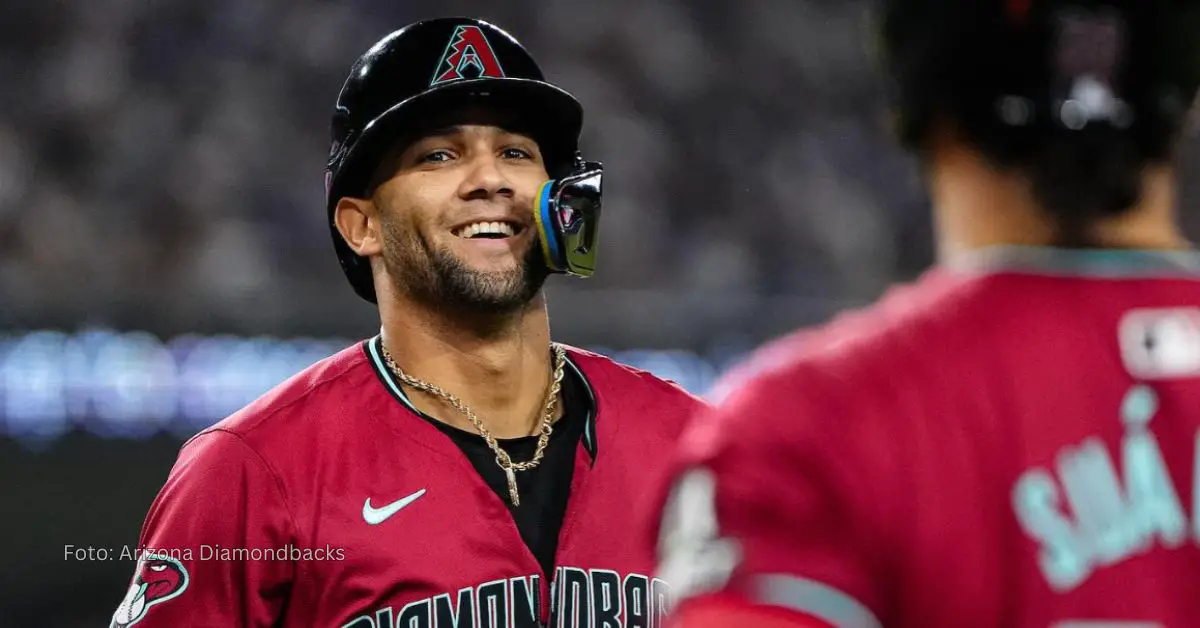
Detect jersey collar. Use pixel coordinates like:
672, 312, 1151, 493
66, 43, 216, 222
944, 245, 1200, 278
362, 334, 599, 461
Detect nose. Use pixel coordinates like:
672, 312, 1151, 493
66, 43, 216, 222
458, 152, 514, 201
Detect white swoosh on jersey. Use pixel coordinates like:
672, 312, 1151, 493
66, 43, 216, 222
362, 489, 427, 525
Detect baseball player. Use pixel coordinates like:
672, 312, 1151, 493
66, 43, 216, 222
651, 1, 1200, 626
111, 17, 704, 628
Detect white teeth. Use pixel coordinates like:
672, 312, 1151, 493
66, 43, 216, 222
457, 221, 515, 238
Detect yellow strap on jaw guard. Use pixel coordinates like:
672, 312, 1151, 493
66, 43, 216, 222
534, 180, 559, 271
533, 163, 603, 277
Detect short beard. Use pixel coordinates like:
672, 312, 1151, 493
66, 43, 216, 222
381, 217, 549, 317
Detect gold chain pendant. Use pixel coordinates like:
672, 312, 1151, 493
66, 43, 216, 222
505, 467, 520, 507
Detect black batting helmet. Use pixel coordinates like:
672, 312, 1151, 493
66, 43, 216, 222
874, 0, 1200, 157
324, 17, 585, 303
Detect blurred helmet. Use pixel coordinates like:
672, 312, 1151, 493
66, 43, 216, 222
324, 17, 588, 303
873, 0, 1200, 154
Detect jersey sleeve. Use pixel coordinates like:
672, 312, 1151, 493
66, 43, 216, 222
653, 366, 897, 628
109, 429, 296, 628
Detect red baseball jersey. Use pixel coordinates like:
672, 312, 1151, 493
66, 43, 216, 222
653, 247, 1200, 627
110, 336, 704, 628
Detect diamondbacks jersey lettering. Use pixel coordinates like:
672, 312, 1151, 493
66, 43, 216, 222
653, 248, 1200, 628
113, 338, 704, 628
550, 568, 671, 628
343, 570, 671, 628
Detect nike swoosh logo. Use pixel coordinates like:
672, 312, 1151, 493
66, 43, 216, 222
362, 489, 426, 525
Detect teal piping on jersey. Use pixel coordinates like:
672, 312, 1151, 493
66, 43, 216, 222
363, 334, 599, 460
365, 334, 422, 416
946, 245, 1200, 278
752, 574, 883, 628
573, 356, 597, 459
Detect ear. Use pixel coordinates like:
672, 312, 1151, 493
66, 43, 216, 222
334, 196, 383, 257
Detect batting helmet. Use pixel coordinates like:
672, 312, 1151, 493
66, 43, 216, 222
325, 17, 602, 303
874, 0, 1200, 156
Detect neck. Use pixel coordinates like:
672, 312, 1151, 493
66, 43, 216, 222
378, 290, 560, 440
927, 137, 1189, 263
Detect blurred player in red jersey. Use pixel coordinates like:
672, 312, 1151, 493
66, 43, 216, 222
651, 1, 1200, 626
110, 17, 703, 628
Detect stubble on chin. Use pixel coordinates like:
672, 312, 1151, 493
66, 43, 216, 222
382, 223, 548, 315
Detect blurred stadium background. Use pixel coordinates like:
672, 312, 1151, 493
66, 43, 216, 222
6, 0, 1200, 624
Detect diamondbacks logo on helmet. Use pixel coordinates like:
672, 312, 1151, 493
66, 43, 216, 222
430, 25, 506, 86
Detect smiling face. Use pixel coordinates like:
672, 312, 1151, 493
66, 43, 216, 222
355, 109, 553, 314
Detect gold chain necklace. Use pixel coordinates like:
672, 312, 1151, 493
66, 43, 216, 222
380, 343, 567, 507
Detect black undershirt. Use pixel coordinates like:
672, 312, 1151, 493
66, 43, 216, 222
423, 365, 588, 576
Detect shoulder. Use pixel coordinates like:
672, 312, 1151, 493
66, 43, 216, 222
565, 344, 707, 406
716, 268, 1002, 405
690, 268, 1005, 461
563, 345, 708, 436
185, 340, 375, 453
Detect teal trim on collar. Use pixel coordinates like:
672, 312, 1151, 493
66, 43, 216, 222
364, 335, 422, 415
565, 356, 598, 462
947, 246, 1200, 278
364, 335, 599, 460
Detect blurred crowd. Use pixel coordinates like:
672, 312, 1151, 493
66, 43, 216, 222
0, 0, 935, 349
5, 0, 1200, 351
